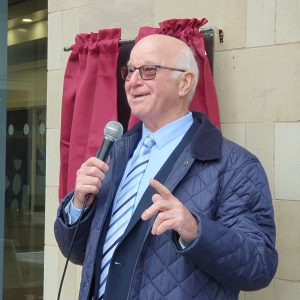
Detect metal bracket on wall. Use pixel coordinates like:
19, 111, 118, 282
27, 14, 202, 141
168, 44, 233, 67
201, 26, 224, 44
218, 29, 224, 43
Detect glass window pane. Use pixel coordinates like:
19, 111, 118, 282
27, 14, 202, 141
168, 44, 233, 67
3, 1, 47, 299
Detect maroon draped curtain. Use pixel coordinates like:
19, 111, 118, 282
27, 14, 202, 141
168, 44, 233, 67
59, 28, 121, 201
128, 18, 220, 129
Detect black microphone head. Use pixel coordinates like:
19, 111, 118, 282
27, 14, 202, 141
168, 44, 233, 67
104, 121, 123, 142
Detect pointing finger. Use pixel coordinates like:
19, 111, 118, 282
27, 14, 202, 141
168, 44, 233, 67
149, 179, 173, 200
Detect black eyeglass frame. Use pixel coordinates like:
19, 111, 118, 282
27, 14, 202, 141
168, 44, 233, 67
121, 64, 186, 81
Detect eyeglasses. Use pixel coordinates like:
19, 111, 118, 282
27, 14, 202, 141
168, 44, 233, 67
121, 64, 186, 81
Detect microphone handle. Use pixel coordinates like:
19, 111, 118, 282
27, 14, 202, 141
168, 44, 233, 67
96, 138, 114, 161
85, 138, 114, 203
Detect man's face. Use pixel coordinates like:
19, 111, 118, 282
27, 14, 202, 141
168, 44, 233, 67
125, 36, 187, 132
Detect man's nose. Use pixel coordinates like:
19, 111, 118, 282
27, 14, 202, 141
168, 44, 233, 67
128, 69, 143, 84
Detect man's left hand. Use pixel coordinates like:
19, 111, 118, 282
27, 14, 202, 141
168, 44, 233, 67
141, 179, 199, 243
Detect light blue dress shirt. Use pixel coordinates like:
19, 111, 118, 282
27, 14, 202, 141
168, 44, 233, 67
66, 112, 193, 225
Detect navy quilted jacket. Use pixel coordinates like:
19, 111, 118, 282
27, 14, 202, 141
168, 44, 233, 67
55, 113, 278, 300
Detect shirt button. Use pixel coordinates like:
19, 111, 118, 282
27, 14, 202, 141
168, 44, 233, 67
184, 160, 189, 166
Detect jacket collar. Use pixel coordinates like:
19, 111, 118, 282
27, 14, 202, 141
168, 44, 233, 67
190, 112, 222, 161
122, 112, 222, 162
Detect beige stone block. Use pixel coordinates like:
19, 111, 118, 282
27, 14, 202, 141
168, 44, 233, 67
214, 43, 300, 123
47, 69, 64, 129
79, 0, 154, 40
49, 0, 81, 13
247, 0, 276, 47
276, 0, 300, 43
154, 0, 247, 50
246, 123, 274, 196
58, 253, 78, 299
275, 123, 300, 200
274, 279, 300, 300
239, 291, 245, 300
48, 12, 62, 70
43, 245, 59, 300
62, 8, 80, 69
45, 186, 59, 246
81, 0, 112, 5
274, 200, 300, 280
221, 123, 246, 147
46, 129, 60, 187
245, 281, 274, 300
76, 265, 83, 296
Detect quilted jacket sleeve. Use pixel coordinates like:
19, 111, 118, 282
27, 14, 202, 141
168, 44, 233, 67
174, 158, 278, 291
54, 192, 96, 265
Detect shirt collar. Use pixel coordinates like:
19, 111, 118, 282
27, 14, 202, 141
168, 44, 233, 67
141, 112, 193, 150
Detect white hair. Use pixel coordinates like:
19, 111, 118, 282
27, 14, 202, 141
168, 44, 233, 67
173, 45, 199, 103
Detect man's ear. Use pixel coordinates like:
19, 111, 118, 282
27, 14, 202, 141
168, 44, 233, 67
178, 72, 194, 98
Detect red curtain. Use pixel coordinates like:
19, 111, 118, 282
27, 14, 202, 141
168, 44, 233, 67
59, 28, 121, 201
128, 18, 220, 129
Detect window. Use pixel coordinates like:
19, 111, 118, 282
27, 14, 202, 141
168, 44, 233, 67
1, 0, 47, 298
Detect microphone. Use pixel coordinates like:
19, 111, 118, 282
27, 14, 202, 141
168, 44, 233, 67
96, 121, 124, 161
86, 121, 123, 201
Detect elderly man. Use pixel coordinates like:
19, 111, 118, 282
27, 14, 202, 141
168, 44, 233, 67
55, 34, 278, 300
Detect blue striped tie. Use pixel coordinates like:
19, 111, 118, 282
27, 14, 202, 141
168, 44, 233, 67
99, 134, 155, 299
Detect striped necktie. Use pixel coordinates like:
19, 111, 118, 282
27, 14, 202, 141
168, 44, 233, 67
99, 134, 155, 299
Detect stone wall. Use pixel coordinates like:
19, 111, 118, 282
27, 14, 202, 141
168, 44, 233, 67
45, 1, 300, 299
